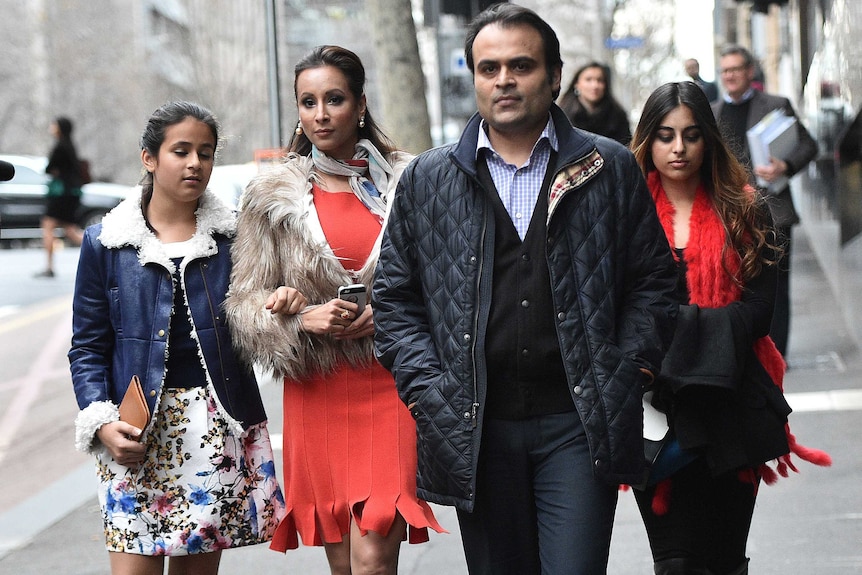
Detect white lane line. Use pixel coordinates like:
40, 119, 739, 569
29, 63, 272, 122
786, 389, 862, 412
0, 310, 72, 464
0, 306, 20, 320
0, 462, 95, 560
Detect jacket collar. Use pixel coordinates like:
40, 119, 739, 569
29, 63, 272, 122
451, 104, 597, 175
98, 189, 235, 269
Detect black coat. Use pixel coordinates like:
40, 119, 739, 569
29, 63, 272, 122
373, 105, 678, 510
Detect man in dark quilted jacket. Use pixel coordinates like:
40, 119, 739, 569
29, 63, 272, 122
373, 3, 678, 573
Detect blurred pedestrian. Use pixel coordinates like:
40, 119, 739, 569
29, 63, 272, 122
712, 44, 818, 357
225, 45, 443, 575
373, 4, 677, 573
69, 101, 284, 575
558, 61, 632, 144
36, 116, 84, 277
684, 58, 718, 103
630, 81, 830, 575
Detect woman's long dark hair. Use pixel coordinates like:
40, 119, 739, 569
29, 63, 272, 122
630, 81, 778, 283
139, 101, 219, 202
287, 45, 395, 156
559, 63, 623, 115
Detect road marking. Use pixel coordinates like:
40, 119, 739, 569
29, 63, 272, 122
0, 309, 72, 464
0, 462, 95, 560
0, 306, 20, 320
786, 389, 862, 412
0, 297, 72, 336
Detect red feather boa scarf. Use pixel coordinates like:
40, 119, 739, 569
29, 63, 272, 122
648, 171, 830, 493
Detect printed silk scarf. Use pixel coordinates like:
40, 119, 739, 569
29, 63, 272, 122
310, 139, 394, 222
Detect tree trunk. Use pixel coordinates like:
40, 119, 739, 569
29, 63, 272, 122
368, 0, 433, 154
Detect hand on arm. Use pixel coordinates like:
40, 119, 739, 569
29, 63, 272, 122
264, 286, 307, 315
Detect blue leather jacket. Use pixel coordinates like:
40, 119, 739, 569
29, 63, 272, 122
70, 192, 265, 450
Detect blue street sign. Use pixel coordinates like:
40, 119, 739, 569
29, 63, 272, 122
605, 36, 645, 50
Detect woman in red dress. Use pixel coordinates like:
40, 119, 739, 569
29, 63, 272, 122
225, 45, 443, 574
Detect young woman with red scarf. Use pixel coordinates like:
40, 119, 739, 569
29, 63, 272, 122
629, 82, 830, 575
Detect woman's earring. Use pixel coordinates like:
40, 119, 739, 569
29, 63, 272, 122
358, 115, 365, 129
295, 121, 303, 135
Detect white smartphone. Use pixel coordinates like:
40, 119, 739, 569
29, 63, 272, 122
338, 283, 367, 314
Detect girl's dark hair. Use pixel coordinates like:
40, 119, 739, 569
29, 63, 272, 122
464, 2, 563, 99
630, 81, 778, 282
139, 101, 219, 201
288, 45, 395, 156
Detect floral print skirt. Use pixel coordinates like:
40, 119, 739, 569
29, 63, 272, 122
96, 387, 285, 555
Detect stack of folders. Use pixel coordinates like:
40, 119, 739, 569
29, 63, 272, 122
746, 108, 798, 194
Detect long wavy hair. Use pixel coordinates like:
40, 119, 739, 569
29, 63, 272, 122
630, 81, 778, 283
287, 45, 395, 156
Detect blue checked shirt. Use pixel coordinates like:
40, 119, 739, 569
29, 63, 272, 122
476, 116, 558, 240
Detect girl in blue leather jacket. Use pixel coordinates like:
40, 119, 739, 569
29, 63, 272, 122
69, 101, 297, 574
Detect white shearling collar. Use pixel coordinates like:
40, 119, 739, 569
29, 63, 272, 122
98, 189, 236, 269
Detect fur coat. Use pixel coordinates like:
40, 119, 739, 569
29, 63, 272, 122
225, 151, 412, 381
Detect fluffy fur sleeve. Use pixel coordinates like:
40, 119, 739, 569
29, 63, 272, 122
225, 163, 314, 381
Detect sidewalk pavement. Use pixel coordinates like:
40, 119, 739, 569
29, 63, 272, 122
0, 224, 859, 574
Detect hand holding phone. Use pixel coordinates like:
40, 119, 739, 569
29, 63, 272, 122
338, 283, 367, 315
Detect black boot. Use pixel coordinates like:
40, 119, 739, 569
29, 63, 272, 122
654, 558, 713, 575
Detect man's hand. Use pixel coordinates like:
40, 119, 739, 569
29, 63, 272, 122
754, 157, 788, 183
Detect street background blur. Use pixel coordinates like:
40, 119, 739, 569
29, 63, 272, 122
1, 0, 861, 573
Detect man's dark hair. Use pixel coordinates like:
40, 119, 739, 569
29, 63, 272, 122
464, 3, 563, 98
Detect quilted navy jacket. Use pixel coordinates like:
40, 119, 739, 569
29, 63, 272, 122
373, 106, 678, 511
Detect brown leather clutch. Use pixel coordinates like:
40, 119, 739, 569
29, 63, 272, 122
118, 375, 151, 438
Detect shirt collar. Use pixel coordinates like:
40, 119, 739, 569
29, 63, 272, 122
476, 115, 558, 161
724, 87, 756, 105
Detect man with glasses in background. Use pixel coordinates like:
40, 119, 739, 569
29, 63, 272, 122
712, 44, 817, 359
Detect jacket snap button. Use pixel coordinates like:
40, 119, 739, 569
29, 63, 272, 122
157, 329, 165, 337
149, 390, 156, 397
463, 411, 470, 419
557, 312, 566, 321
573, 385, 583, 395
463, 333, 471, 342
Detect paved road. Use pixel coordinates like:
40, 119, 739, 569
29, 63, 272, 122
0, 227, 859, 574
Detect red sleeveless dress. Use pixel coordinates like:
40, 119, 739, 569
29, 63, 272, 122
270, 185, 444, 551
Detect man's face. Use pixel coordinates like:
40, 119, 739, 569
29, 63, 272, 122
471, 22, 561, 140
719, 53, 754, 100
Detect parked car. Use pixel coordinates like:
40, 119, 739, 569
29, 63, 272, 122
207, 162, 259, 210
0, 154, 135, 241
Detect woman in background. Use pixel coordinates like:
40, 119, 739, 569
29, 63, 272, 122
558, 61, 631, 145
37, 116, 84, 277
226, 46, 443, 575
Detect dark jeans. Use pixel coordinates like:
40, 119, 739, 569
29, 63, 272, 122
770, 224, 792, 357
456, 411, 618, 575
633, 458, 758, 574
